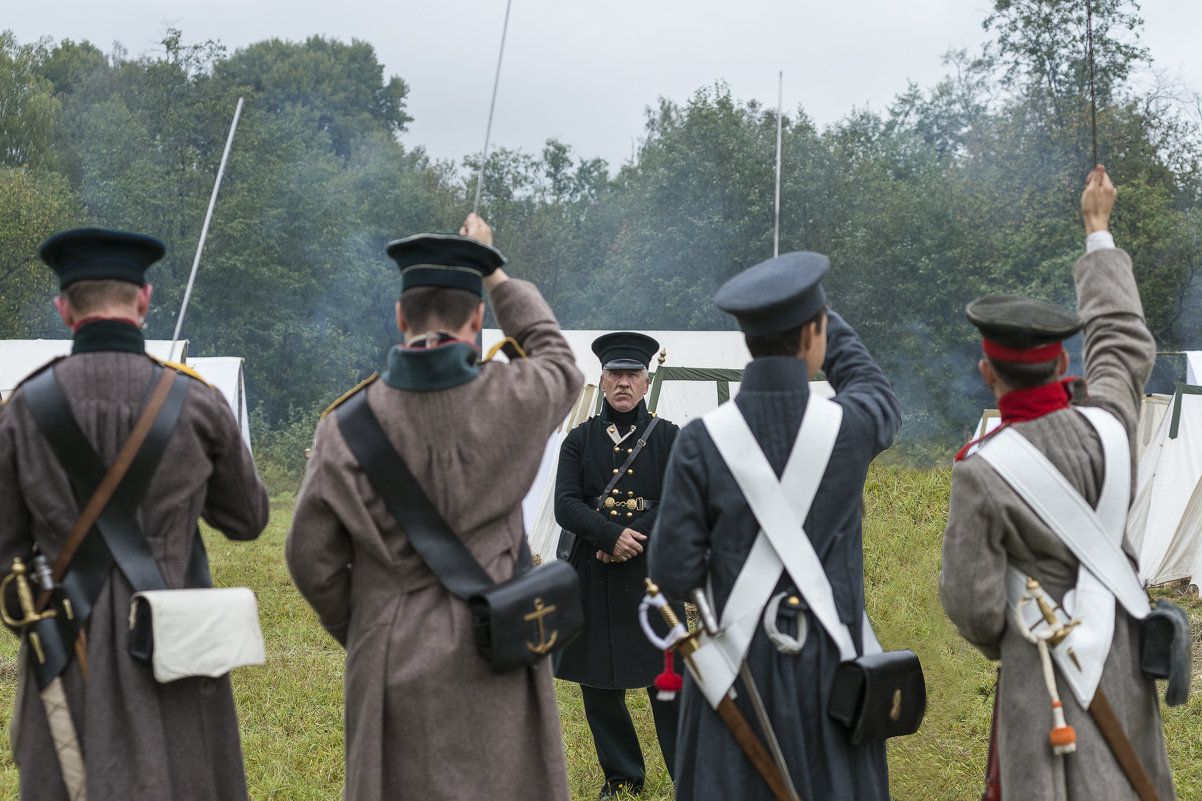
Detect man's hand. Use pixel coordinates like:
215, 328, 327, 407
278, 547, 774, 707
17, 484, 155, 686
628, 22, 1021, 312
1082, 165, 1116, 235
459, 212, 493, 246
606, 528, 647, 563
459, 213, 509, 291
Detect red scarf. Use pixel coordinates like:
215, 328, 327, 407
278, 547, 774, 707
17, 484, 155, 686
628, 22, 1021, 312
997, 378, 1074, 424
955, 378, 1078, 461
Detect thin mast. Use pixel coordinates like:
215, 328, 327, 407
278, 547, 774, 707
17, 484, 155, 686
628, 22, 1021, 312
171, 97, 245, 355
774, 71, 784, 258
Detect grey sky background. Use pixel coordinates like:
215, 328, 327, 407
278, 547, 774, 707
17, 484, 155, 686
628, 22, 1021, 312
6, 1, 1201, 169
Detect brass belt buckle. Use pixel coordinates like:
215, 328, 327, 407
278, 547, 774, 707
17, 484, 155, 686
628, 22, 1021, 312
603, 497, 616, 509
626, 498, 638, 511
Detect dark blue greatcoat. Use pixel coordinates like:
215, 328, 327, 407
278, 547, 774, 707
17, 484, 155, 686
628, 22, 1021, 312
648, 310, 900, 801
554, 399, 680, 688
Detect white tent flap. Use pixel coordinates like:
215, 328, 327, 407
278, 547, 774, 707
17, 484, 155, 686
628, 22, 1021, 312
188, 356, 253, 453
1128, 385, 1202, 586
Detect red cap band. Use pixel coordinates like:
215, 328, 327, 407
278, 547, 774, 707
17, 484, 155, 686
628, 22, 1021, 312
982, 338, 1062, 364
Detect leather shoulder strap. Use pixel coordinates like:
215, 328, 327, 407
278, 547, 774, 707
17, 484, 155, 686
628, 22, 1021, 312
335, 390, 494, 599
594, 416, 662, 510
703, 395, 857, 660
978, 413, 1147, 619
26, 366, 189, 602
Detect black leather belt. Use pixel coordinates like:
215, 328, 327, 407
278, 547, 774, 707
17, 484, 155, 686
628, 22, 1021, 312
592, 496, 657, 512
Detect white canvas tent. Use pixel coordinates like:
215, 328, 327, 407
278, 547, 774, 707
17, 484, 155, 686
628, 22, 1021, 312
482, 329, 833, 561
188, 356, 253, 452
1188, 352, 1202, 385
1, 339, 188, 401
1127, 384, 1202, 587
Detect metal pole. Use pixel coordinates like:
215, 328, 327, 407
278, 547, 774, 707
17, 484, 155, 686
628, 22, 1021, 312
171, 97, 244, 354
774, 71, 783, 258
473, 0, 514, 215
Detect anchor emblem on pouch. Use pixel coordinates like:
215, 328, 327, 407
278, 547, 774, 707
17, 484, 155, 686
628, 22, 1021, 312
524, 597, 559, 655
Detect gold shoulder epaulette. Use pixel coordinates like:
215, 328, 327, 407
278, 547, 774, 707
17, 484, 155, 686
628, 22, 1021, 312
322, 373, 379, 418
148, 355, 214, 389
481, 336, 528, 363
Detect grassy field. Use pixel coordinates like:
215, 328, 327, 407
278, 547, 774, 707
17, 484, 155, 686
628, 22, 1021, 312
2, 463, 1201, 799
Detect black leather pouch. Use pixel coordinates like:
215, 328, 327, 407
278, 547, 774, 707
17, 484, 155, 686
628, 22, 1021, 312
828, 649, 927, 744
1141, 598, 1191, 706
555, 529, 578, 563
469, 559, 584, 674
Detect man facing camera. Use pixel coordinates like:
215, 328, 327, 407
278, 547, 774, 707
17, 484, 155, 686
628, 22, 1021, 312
554, 332, 681, 799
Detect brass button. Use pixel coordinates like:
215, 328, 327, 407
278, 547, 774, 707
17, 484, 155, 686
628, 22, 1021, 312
627, 491, 634, 497
611, 489, 620, 494
627, 448, 633, 454
610, 510, 618, 516
626, 512, 633, 517
627, 469, 634, 475
612, 469, 619, 474
788, 596, 800, 606
614, 446, 620, 452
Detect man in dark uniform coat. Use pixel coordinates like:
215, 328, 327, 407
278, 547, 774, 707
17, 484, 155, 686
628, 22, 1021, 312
648, 253, 900, 801
0, 229, 269, 801
554, 332, 681, 798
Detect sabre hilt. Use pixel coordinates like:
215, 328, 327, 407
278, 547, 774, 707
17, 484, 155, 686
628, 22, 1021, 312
1, 558, 57, 629
689, 587, 721, 636
640, 579, 693, 653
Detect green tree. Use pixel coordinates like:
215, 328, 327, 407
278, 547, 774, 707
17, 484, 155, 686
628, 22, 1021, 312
0, 167, 79, 337
0, 32, 60, 169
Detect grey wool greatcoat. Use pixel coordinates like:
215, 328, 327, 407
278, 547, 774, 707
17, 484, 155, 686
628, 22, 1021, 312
648, 310, 901, 801
0, 330, 269, 801
553, 399, 680, 688
285, 279, 582, 801
939, 247, 1173, 801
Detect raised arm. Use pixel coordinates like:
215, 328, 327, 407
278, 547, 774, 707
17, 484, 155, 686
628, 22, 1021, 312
1074, 167, 1156, 435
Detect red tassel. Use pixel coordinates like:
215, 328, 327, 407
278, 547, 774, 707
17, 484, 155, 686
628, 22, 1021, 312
654, 650, 683, 701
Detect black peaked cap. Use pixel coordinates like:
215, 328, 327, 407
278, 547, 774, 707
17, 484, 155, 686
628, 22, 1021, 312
714, 251, 829, 336
39, 228, 165, 289
386, 233, 506, 296
592, 332, 660, 370
966, 295, 1083, 350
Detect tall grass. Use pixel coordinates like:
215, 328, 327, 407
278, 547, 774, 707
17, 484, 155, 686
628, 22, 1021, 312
2, 465, 1200, 799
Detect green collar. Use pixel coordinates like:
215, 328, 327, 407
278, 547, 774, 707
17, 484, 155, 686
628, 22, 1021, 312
72, 319, 146, 355
382, 341, 481, 392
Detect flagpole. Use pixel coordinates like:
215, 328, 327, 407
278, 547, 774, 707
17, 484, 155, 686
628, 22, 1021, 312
171, 97, 244, 355
774, 72, 783, 258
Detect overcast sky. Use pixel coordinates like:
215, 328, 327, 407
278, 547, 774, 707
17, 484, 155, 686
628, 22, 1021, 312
7, 1, 1202, 169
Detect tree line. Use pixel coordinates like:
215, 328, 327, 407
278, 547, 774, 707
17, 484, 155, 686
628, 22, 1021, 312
2, 0, 1199, 474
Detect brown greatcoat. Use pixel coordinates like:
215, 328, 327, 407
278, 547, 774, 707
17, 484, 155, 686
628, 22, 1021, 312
940, 247, 1174, 800
286, 278, 582, 801
0, 345, 270, 801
